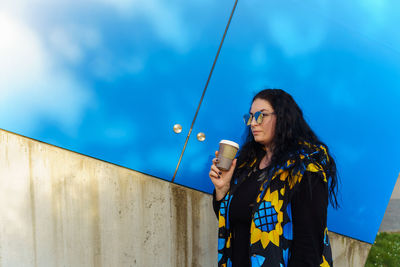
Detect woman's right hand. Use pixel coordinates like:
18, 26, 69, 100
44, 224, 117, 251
209, 150, 237, 201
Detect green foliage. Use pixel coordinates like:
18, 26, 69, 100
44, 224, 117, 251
365, 232, 400, 267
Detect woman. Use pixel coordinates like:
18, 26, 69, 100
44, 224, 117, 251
209, 89, 338, 267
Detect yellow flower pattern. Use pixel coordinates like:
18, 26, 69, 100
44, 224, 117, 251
251, 188, 284, 248
320, 255, 330, 267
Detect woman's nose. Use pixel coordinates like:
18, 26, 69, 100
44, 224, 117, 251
250, 116, 258, 126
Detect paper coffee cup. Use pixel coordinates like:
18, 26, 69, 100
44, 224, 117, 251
217, 140, 239, 171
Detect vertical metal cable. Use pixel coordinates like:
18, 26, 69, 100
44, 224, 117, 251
172, 0, 239, 182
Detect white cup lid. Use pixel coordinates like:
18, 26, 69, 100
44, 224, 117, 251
219, 140, 239, 149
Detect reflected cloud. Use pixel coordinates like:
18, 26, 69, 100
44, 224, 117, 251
49, 29, 83, 64
94, 0, 190, 51
0, 12, 94, 136
49, 26, 102, 64
91, 54, 145, 80
266, 12, 326, 56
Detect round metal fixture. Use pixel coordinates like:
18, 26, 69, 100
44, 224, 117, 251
197, 132, 206, 141
173, 124, 183, 134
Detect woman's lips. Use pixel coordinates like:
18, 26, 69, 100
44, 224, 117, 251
252, 131, 261, 135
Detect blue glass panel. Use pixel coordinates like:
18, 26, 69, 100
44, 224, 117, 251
174, 0, 400, 243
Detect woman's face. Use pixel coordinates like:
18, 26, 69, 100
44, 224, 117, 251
250, 98, 277, 148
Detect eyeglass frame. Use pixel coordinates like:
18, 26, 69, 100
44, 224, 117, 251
243, 111, 276, 126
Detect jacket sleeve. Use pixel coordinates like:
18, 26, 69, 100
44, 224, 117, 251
288, 171, 328, 267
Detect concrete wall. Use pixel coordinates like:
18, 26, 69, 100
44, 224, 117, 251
379, 173, 400, 232
0, 129, 217, 267
0, 129, 372, 266
389, 174, 400, 199
329, 232, 372, 266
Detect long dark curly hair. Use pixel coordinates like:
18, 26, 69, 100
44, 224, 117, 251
235, 89, 339, 208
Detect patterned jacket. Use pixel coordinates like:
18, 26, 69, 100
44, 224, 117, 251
216, 142, 333, 267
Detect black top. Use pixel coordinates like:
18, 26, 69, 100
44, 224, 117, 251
213, 169, 327, 267
229, 167, 263, 266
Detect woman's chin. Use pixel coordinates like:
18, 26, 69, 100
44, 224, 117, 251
254, 137, 264, 143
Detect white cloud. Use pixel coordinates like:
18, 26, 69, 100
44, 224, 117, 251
0, 12, 94, 136
49, 25, 102, 64
49, 29, 83, 64
266, 12, 326, 57
93, 0, 190, 51
0, 12, 45, 88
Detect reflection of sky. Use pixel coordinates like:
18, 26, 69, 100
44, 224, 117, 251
1, 0, 400, 244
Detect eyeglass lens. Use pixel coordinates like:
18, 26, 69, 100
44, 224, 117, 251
243, 111, 263, 126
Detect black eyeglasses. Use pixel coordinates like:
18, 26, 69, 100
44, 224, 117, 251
243, 111, 276, 126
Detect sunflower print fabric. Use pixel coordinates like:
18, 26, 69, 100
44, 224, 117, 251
217, 142, 333, 267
